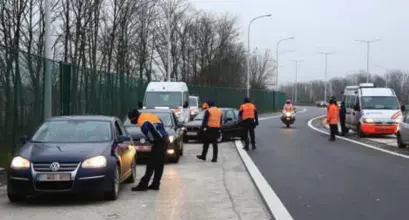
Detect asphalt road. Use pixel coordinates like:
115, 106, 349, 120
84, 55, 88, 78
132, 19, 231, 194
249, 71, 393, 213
251, 107, 409, 220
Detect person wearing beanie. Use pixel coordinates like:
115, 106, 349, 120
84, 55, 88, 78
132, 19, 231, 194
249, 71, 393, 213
197, 100, 222, 162
127, 108, 169, 191
239, 97, 259, 150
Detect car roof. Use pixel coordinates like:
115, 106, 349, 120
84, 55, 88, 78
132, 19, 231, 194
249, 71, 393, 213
47, 115, 116, 122
139, 109, 174, 113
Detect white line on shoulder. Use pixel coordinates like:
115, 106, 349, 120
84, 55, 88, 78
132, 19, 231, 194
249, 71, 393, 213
234, 140, 294, 220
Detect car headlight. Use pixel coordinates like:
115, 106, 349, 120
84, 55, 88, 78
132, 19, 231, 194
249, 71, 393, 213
394, 118, 402, 123
363, 118, 374, 123
10, 156, 30, 169
81, 155, 107, 168
168, 135, 175, 143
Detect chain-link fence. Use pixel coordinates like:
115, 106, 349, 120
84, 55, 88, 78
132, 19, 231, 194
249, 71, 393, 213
0, 46, 286, 166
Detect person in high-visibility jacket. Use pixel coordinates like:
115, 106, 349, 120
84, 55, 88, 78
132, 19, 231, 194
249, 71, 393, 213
202, 101, 209, 110
128, 109, 169, 191
327, 99, 340, 141
239, 97, 259, 150
197, 100, 222, 162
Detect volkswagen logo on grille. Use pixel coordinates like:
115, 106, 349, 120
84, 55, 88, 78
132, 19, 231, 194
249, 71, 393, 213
50, 162, 60, 172
140, 138, 146, 144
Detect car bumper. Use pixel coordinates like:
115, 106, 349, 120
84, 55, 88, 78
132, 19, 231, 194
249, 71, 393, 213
360, 123, 398, 135
134, 143, 179, 160
7, 166, 115, 196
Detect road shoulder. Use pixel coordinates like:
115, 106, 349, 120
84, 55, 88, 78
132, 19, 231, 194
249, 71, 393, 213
308, 115, 409, 159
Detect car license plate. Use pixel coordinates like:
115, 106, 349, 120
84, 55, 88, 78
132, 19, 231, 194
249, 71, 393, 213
135, 145, 152, 152
36, 173, 71, 182
186, 132, 197, 135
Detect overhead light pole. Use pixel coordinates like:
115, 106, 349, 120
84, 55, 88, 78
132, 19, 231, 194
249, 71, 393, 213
275, 37, 295, 90
289, 59, 303, 105
43, 0, 52, 119
355, 39, 381, 83
319, 51, 334, 103
247, 14, 272, 97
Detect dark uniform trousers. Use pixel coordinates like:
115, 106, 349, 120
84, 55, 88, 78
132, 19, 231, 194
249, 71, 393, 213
241, 119, 256, 147
200, 128, 219, 160
329, 124, 338, 140
340, 116, 347, 135
139, 136, 169, 187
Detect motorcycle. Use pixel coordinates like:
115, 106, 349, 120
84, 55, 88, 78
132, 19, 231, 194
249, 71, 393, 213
281, 110, 296, 128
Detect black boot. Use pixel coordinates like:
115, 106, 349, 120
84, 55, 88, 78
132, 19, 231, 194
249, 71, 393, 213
196, 155, 206, 161
132, 183, 148, 191
148, 184, 160, 190
252, 145, 257, 150
211, 158, 217, 163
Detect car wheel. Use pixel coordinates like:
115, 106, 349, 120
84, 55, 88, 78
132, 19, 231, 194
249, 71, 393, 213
104, 166, 120, 201
397, 132, 407, 148
7, 187, 26, 203
125, 158, 137, 183
286, 123, 290, 128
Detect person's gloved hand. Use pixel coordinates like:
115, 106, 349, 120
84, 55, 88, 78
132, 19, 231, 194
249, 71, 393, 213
255, 121, 259, 127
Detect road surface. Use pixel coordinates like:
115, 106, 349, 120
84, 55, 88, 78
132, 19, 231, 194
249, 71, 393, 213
250, 106, 409, 220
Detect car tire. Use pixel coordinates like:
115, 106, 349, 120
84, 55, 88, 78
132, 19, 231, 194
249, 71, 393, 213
397, 132, 407, 148
125, 158, 137, 183
104, 166, 120, 201
286, 123, 290, 128
7, 188, 25, 203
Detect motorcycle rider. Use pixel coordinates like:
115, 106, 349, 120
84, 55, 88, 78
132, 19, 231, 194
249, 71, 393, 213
283, 100, 294, 112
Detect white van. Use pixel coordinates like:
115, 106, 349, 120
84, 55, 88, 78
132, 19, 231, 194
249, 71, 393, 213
143, 82, 189, 120
342, 83, 403, 137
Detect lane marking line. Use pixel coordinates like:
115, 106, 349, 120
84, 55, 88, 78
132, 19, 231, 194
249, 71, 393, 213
259, 108, 307, 121
308, 115, 409, 160
234, 140, 294, 220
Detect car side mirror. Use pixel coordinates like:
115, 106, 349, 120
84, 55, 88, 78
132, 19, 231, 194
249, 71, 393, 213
20, 135, 29, 145
354, 104, 360, 111
401, 105, 406, 112
118, 135, 131, 143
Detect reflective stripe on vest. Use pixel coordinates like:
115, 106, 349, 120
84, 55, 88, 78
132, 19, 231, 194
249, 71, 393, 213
207, 107, 222, 128
240, 103, 256, 120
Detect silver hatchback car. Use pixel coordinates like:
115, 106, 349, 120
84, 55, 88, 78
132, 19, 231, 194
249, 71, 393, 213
397, 105, 409, 148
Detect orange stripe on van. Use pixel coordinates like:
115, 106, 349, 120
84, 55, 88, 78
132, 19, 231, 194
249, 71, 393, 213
391, 111, 402, 119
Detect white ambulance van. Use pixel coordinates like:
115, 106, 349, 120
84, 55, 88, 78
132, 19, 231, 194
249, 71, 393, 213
143, 82, 189, 121
342, 83, 402, 137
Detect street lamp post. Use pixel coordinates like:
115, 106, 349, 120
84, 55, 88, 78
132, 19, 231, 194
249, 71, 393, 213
355, 39, 381, 83
320, 52, 334, 103
247, 14, 272, 97
275, 37, 295, 90
43, 0, 52, 119
289, 60, 303, 105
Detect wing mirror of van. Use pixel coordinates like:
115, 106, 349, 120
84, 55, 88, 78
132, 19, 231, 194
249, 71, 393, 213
401, 105, 406, 112
354, 104, 360, 111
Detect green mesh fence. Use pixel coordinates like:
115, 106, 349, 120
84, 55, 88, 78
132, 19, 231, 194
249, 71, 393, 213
189, 85, 286, 112
0, 46, 286, 166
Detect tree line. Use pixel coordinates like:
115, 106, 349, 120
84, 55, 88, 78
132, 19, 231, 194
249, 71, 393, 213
280, 70, 409, 105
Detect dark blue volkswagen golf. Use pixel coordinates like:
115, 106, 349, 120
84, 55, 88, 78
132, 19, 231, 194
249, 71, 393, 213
7, 116, 136, 202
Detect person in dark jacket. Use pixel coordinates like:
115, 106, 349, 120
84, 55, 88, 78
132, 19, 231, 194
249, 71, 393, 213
128, 109, 169, 191
137, 101, 143, 109
339, 101, 348, 136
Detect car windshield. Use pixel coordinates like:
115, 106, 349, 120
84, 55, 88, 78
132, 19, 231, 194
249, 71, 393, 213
144, 92, 182, 108
123, 112, 173, 127
361, 96, 400, 110
189, 97, 198, 107
31, 120, 112, 142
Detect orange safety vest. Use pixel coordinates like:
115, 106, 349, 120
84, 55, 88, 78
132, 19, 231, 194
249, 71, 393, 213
239, 103, 256, 120
207, 107, 222, 128
137, 113, 161, 127
327, 104, 340, 125
202, 102, 209, 109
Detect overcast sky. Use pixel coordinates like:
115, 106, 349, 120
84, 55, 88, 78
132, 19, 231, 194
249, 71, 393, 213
190, 0, 409, 85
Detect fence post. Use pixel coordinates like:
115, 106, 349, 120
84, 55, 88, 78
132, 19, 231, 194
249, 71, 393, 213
59, 62, 71, 115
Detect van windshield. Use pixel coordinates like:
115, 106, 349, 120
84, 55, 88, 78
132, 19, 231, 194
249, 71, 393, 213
361, 96, 400, 110
144, 92, 182, 108
189, 97, 198, 107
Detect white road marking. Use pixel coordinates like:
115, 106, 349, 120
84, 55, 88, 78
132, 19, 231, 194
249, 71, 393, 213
321, 117, 398, 147
308, 115, 409, 160
234, 140, 294, 220
259, 108, 307, 121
